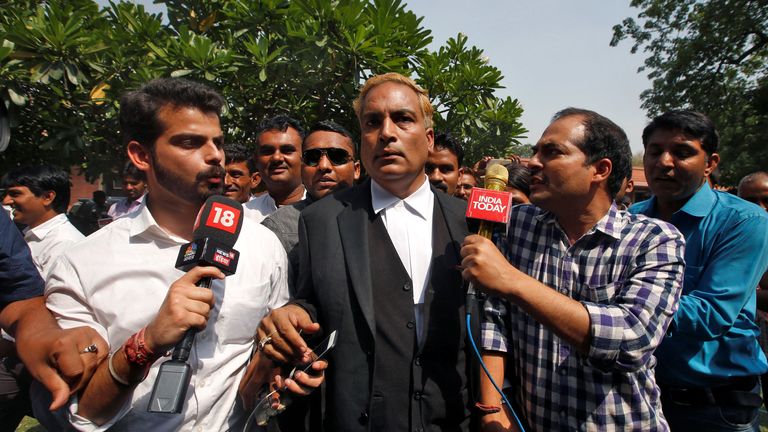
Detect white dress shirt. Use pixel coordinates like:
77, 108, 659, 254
244, 190, 307, 223
107, 194, 145, 219
46, 203, 289, 432
371, 176, 434, 340
24, 213, 83, 280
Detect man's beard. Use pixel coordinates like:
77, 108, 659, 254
154, 159, 225, 205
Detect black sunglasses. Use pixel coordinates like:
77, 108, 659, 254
302, 148, 352, 166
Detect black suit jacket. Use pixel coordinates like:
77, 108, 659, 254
294, 179, 478, 432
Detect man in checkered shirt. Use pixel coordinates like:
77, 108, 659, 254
460, 108, 686, 431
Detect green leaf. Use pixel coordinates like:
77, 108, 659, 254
7, 87, 26, 106
47, 64, 64, 81
0, 40, 14, 62
171, 69, 194, 77
64, 63, 79, 85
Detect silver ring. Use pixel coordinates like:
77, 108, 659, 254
257, 336, 272, 352
80, 344, 98, 354
257, 330, 277, 352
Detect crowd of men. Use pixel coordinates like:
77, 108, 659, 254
0, 72, 767, 432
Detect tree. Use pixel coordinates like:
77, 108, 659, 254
0, 0, 526, 178
611, 0, 768, 184
416, 33, 528, 162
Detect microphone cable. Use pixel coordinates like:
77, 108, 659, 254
466, 306, 526, 432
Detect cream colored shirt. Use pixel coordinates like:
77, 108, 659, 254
46, 203, 289, 431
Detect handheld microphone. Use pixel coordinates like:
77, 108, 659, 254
148, 195, 244, 414
463, 165, 528, 432
465, 164, 512, 303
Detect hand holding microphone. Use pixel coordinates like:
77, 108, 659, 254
461, 164, 518, 298
148, 195, 244, 414
143, 266, 224, 354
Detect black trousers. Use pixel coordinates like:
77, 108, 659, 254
0, 356, 32, 432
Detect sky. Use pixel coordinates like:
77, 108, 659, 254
116, 0, 650, 153
406, 1, 650, 153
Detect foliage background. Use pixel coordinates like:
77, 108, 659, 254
0, 0, 528, 180
612, 0, 768, 184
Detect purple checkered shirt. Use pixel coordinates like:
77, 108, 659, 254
482, 203, 685, 431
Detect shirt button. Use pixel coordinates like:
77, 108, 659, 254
403, 281, 412, 291
558, 367, 567, 376
414, 391, 422, 401
406, 321, 415, 329
415, 428, 424, 432
358, 411, 369, 425
560, 408, 567, 417
415, 356, 422, 366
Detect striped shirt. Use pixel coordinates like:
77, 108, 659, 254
482, 203, 685, 431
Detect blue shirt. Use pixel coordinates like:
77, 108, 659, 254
631, 182, 768, 387
0, 213, 44, 307
483, 203, 685, 431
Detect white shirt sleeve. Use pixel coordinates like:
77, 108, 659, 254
267, 231, 290, 311
45, 256, 133, 431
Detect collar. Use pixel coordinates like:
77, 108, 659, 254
535, 202, 623, 241
128, 200, 187, 244
24, 213, 69, 241
371, 175, 432, 220
591, 203, 623, 240
263, 189, 308, 208
126, 193, 146, 206
677, 181, 716, 218
635, 181, 715, 219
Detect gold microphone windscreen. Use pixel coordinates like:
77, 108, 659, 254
484, 163, 509, 191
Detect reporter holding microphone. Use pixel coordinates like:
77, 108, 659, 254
461, 109, 685, 431
43, 79, 320, 431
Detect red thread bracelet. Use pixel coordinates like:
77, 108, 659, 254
123, 327, 159, 367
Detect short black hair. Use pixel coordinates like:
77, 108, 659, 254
307, 120, 358, 157
224, 143, 256, 173
642, 110, 719, 155
506, 163, 531, 197
739, 171, 768, 189
256, 115, 305, 146
552, 108, 632, 198
119, 78, 225, 150
122, 161, 146, 182
434, 132, 464, 167
3, 165, 71, 213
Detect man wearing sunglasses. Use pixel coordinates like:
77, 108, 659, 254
257, 73, 476, 431
262, 120, 360, 294
245, 115, 306, 222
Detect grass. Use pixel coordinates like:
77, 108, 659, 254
16, 417, 44, 432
